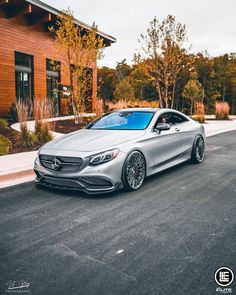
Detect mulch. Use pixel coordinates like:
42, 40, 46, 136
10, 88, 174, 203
0, 124, 41, 154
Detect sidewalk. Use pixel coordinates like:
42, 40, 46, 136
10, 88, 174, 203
1, 119, 236, 189
203, 119, 236, 137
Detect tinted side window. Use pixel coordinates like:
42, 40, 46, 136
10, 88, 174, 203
170, 114, 188, 125
156, 112, 188, 126
155, 113, 170, 125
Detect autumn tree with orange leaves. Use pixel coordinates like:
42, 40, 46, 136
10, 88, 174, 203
134, 15, 193, 108
50, 9, 104, 122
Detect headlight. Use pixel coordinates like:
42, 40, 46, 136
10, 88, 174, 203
89, 149, 119, 166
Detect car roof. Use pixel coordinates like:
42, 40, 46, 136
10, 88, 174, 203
116, 108, 159, 113
115, 108, 180, 113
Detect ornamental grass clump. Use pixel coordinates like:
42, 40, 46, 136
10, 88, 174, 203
215, 102, 230, 120
16, 99, 36, 147
191, 102, 205, 123
34, 98, 54, 143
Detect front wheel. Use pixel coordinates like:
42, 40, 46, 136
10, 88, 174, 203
122, 151, 146, 191
191, 135, 205, 163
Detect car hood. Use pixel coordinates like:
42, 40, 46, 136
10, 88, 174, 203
42, 129, 146, 152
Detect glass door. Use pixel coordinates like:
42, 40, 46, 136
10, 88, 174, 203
15, 72, 32, 103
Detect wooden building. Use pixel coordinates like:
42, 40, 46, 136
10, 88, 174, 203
0, 0, 115, 116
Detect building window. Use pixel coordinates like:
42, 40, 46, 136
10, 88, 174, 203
15, 52, 33, 103
46, 59, 60, 115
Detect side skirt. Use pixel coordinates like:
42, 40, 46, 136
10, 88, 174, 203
147, 148, 191, 177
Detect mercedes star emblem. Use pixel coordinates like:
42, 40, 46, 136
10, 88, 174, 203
51, 158, 61, 171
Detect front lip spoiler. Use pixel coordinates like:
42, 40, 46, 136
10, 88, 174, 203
35, 175, 120, 195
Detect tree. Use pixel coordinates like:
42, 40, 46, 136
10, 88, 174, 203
194, 52, 214, 112
129, 66, 156, 100
50, 9, 104, 122
114, 78, 135, 100
182, 75, 203, 115
134, 15, 192, 108
227, 54, 236, 114
116, 59, 132, 81
98, 66, 117, 100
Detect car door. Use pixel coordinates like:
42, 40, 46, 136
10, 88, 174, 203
151, 112, 186, 169
171, 112, 196, 157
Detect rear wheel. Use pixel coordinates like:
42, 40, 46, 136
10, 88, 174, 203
191, 135, 205, 163
122, 151, 146, 191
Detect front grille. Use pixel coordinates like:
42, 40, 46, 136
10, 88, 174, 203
41, 176, 83, 190
40, 155, 83, 172
40, 176, 113, 191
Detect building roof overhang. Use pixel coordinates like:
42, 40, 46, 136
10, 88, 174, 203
0, 0, 116, 46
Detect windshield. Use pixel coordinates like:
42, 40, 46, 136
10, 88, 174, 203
87, 111, 154, 130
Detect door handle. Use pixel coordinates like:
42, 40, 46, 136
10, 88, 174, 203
175, 127, 180, 132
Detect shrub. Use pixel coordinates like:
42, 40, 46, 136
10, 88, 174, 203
0, 118, 8, 128
16, 99, 36, 147
0, 135, 11, 155
34, 98, 54, 143
191, 115, 205, 123
215, 102, 230, 120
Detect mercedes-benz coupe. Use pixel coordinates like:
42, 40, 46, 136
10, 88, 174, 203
34, 108, 206, 194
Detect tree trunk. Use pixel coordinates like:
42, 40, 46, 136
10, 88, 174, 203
181, 98, 184, 112
190, 100, 193, 116
156, 85, 163, 108
202, 88, 205, 104
222, 77, 226, 101
164, 83, 168, 108
171, 82, 176, 109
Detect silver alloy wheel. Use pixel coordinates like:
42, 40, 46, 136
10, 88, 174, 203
195, 136, 205, 162
125, 152, 145, 190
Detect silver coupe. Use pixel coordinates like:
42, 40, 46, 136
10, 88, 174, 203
34, 108, 206, 194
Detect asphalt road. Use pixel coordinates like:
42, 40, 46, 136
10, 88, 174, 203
0, 131, 236, 295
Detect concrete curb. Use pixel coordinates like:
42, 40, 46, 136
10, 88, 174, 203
0, 169, 35, 189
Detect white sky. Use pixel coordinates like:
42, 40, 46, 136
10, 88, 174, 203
44, 0, 236, 68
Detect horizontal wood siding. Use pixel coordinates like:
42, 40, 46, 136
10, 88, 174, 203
0, 10, 97, 116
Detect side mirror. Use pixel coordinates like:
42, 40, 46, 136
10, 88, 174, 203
154, 123, 171, 133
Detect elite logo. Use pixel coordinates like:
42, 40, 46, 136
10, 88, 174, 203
215, 267, 234, 287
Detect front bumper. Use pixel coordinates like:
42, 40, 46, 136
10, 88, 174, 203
34, 150, 126, 194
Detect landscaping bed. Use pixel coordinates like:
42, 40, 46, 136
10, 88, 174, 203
0, 116, 95, 155
54, 117, 95, 134
0, 122, 41, 155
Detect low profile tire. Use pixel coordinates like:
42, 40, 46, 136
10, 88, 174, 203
122, 151, 146, 191
191, 135, 205, 163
